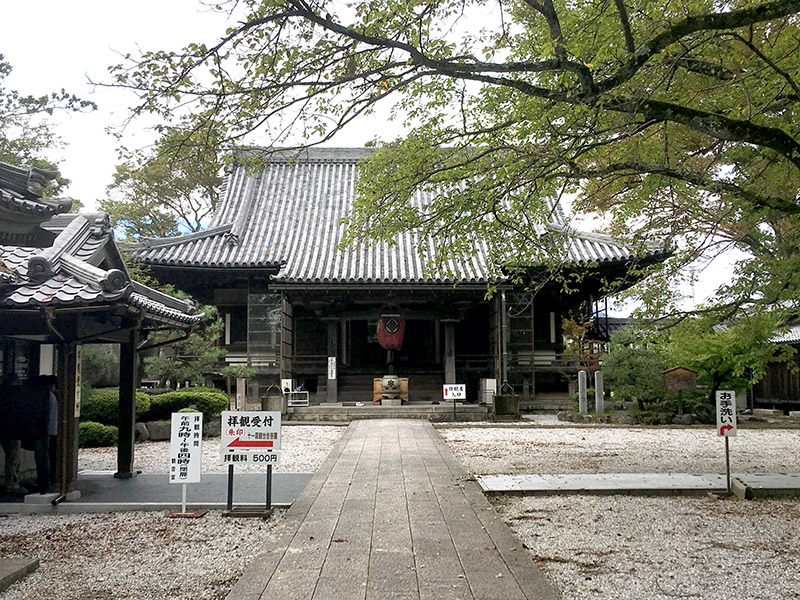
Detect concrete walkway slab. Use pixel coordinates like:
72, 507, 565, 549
227, 419, 559, 600
0, 558, 38, 593
477, 472, 800, 496
0, 473, 312, 514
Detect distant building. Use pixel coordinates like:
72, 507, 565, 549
753, 323, 800, 412
134, 148, 666, 410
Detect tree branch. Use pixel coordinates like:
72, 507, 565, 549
598, 0, 800, 93
608, 97, 800, 169
564, 160, 800, 215
613, 0, 636, 53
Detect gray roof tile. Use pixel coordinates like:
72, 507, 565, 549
134, 148, 662, 284
1, 213, 201, 327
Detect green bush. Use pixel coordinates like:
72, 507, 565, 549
178, 407, 201, 413
78, 421, 118, 448
81, 388, 151, 426
144, 387, 228, 421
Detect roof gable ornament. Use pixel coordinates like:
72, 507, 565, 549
0, 161, 73, 244
224, 231, 240, 247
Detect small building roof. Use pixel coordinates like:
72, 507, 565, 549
0, 162, 72, 244
132, 147, 665, 286
0, 162, 203, 329
771, 323, 800, 345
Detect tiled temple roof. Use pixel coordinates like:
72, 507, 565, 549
133, 148, 665, 285
0, 164, 203, 328
771, 323, 800, 345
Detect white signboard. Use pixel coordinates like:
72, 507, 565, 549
328, 357, 337, 380
716, 390, 737, 437
169, 412, 203, 483
221, 411, 281, 465
443, 384, 466, 401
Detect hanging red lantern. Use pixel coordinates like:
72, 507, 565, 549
377, 316, 405, 350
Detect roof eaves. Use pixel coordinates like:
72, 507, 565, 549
128, 292, 205, 327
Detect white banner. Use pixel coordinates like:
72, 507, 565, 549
328, 357, 337, 380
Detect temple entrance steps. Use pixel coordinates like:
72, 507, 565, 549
285, 401, 490, 422
520, 392, 572, 413
317, 372, 446, 404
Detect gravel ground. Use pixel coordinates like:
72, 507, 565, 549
4, 423, 800, 600
0, 511, 285, 600
438, 425, 800, 474
492, 495, 800, 600
78, 425, 345, 474
1, 426, 344, 600
440, 424, 800, 600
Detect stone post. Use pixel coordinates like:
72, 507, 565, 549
443, 321, 456, 385
594, 370, 604, 416
326, 321, 338, 403
578, 370, 588, 414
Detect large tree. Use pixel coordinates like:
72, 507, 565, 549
108, 0, 800, 318
101, 123, 223, 239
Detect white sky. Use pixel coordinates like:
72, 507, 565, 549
1, 2, 227, 208
0, 1, 386, 210
1, 1, 736, 311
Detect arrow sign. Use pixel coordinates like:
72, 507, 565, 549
220, 411, 282, 466
227, 437, 273, 448
443, 384, 465, 400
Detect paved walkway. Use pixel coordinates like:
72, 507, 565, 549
478, 472, 800, 496
227, 419, 558, 600
0, 473, 312, 514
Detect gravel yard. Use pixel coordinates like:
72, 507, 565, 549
0, 511, 286, 600
79, 425, 345, 474
493, 494, 800, 600
438, 424, 800, 474
1, 425, 344, 600
3, 422, 800, 600
440, 424, 800, 600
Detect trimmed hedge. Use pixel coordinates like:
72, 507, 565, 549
81, 388, 151, 426
79, 421, 118, 448
144, 387, 228, 421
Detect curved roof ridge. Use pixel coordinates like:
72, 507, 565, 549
125, 223, 234, 250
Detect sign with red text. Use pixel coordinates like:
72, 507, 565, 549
715, 391, 737, 437
443, 384, 466, 401
169, 412, 203, 483
221, 411, 281, 465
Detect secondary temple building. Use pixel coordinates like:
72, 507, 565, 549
135, 148, 665, 411
0, 161, 202, 496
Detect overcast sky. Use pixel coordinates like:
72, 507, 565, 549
1, 1, 385, 210
2, 2, 736, 310
1, 2, 228, 208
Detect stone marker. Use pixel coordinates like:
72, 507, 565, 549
578, 370, 588, 414
594, 370, 604, 416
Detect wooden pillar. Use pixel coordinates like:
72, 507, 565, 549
116, 330, 139, 479
57, 343, 81, 494
444, 321, 456, 384
326, 321, 338, 403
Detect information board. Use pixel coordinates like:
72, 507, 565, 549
221, 410, 281, 465
169, 412, 203, 483
443, 384, 466, 401
715, 390, 737, 437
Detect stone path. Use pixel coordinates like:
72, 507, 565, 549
477, 472, 800, 497
227, 419, 558, 600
